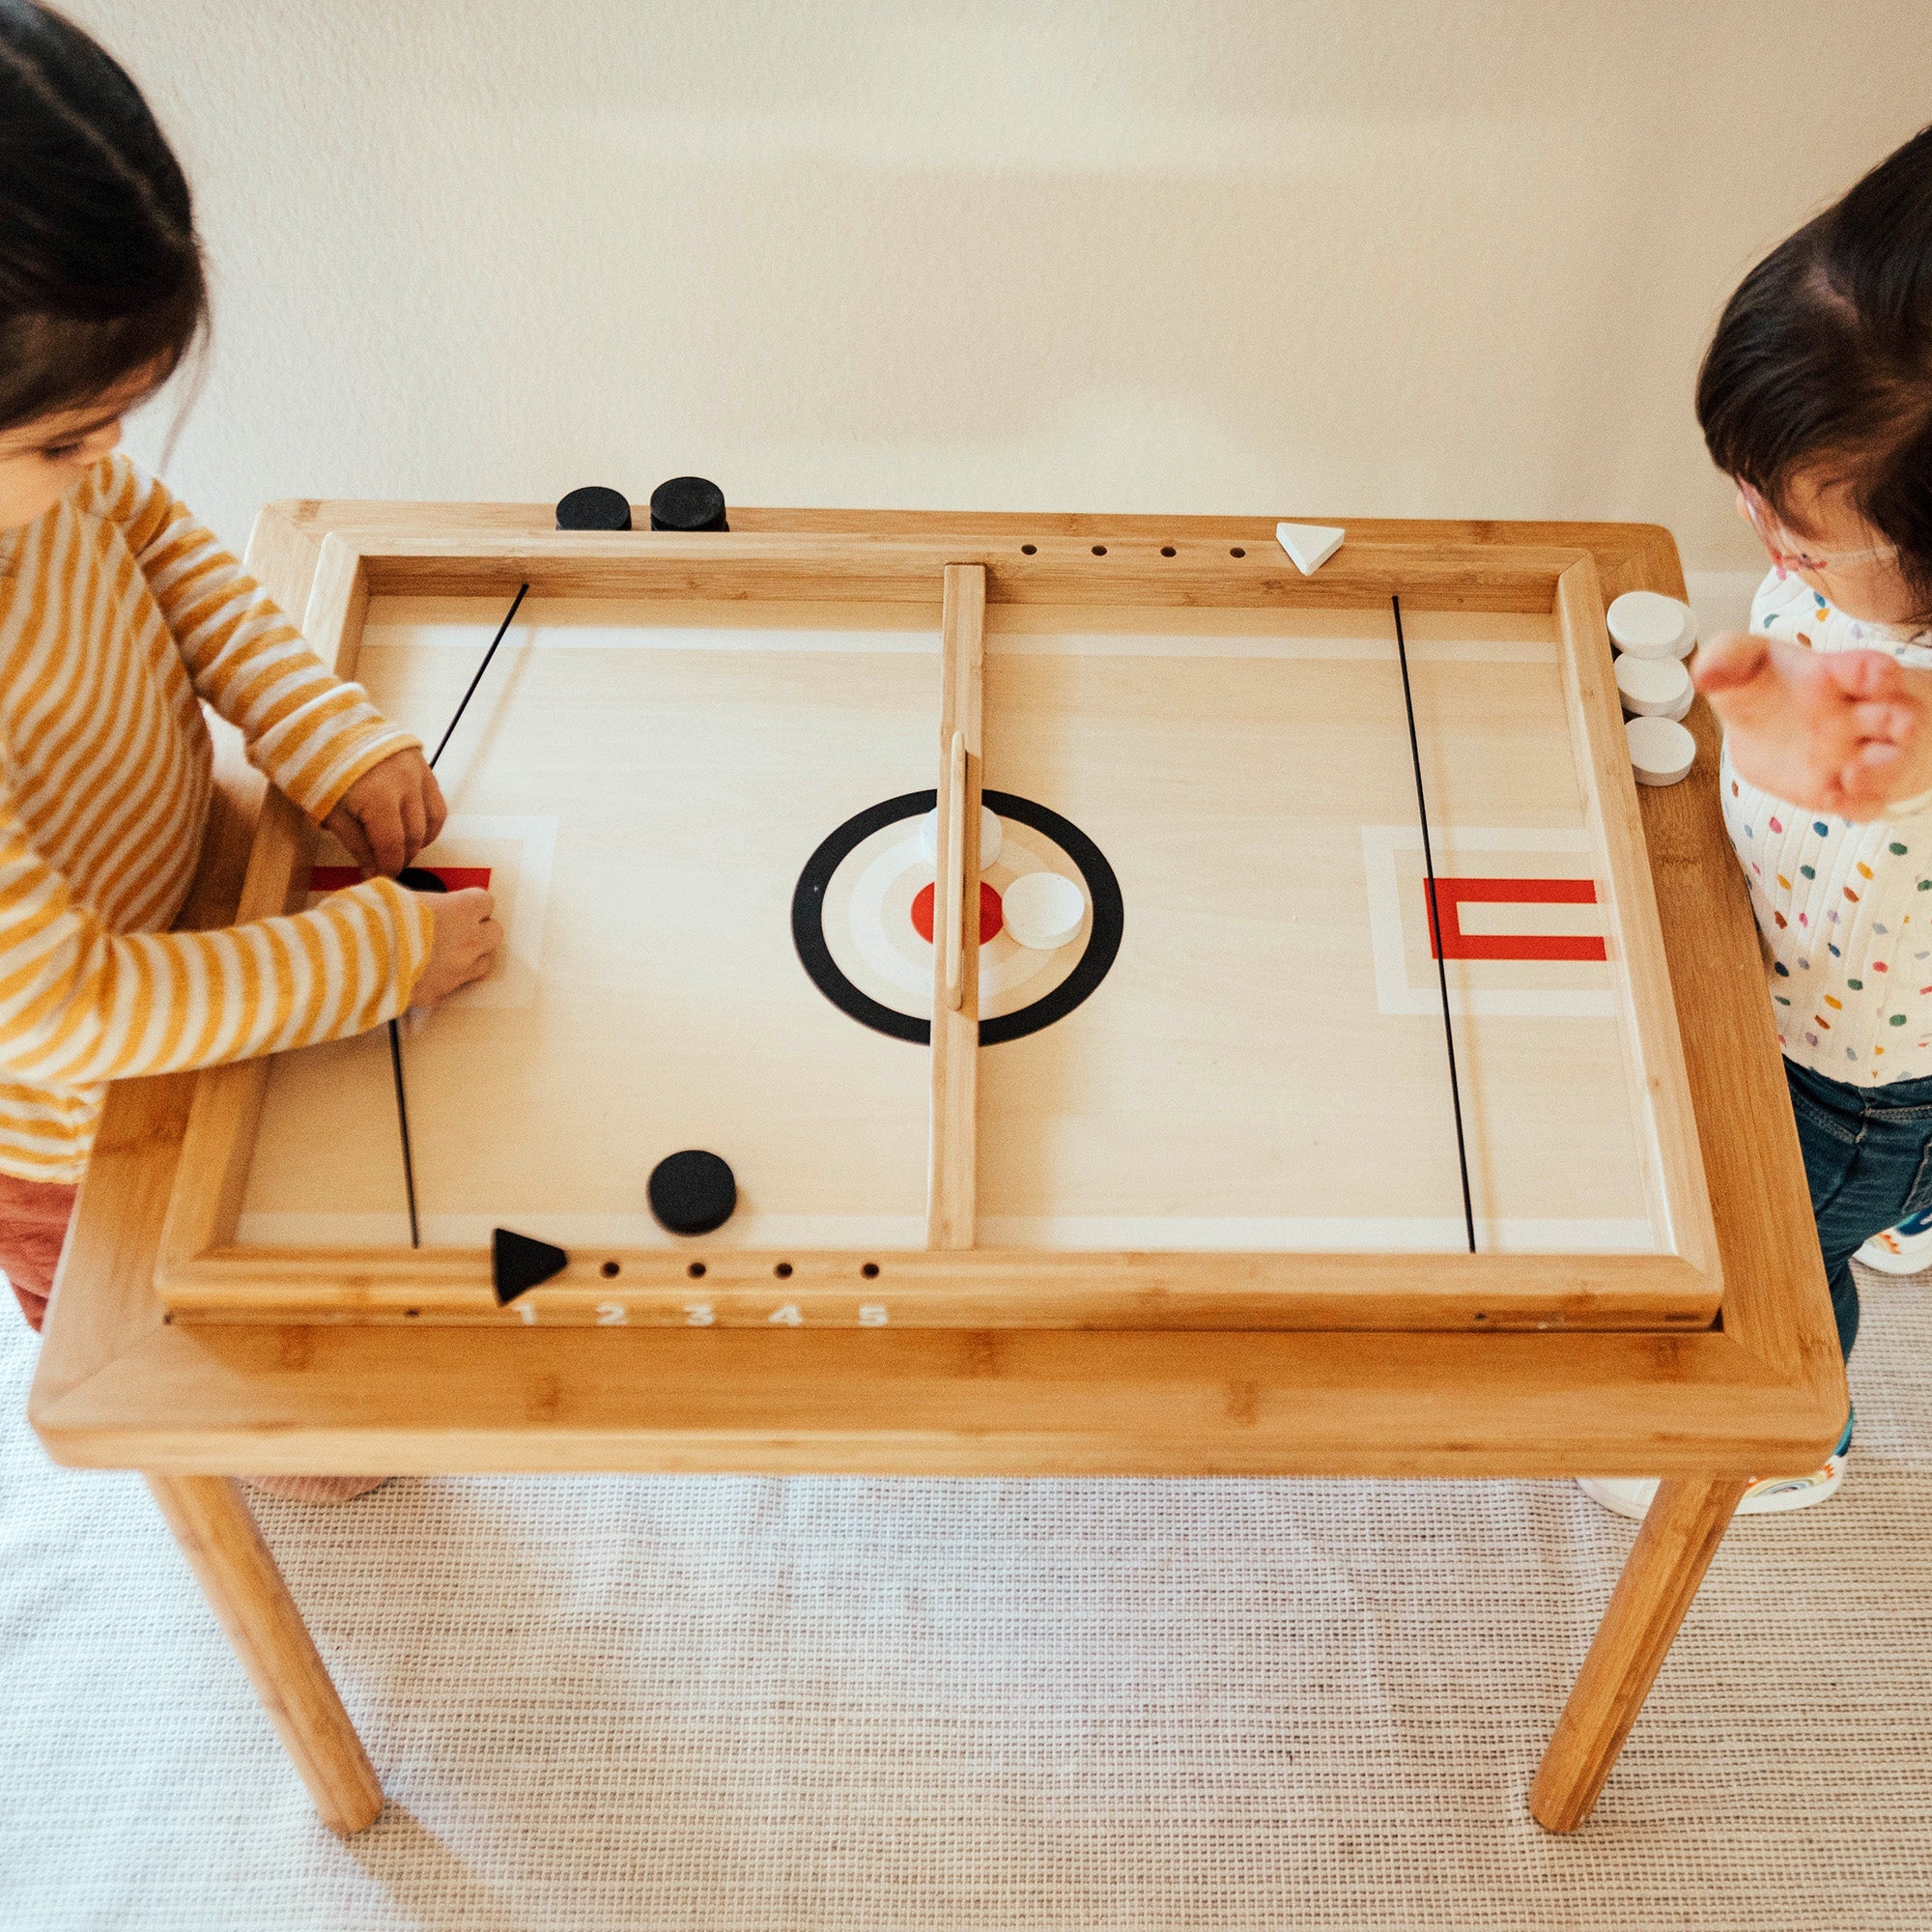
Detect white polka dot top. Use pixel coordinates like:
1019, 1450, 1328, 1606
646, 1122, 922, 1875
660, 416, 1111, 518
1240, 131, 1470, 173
1723, 568, 1932, 1085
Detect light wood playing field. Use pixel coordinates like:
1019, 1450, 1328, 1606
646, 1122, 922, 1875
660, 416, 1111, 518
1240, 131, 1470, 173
236, 593, 1685, 1279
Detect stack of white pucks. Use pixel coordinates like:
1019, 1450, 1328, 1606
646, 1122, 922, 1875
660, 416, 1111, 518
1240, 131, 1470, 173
1607, 589, 1698, 787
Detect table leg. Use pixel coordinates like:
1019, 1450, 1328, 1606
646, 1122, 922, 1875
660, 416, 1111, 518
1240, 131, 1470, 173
1528, 1475, 1748, 1832
146, 1473, 384, 1834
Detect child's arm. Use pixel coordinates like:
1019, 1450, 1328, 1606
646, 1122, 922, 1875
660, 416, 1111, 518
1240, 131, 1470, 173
1695, 630, 1932, 818
76, 454, 439, 871
0, 782, 497, 1088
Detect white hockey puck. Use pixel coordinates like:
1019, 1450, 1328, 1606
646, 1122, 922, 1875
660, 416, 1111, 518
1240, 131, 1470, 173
1626, 714, 1697, 785
1614, 652, 1694, 721
1607, 590, 1696, 661
918, 804, 1003, 867
1001, 871, 1087, 950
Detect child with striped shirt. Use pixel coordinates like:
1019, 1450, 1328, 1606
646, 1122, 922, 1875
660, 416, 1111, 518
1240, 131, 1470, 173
1583, 122, 1932, 1518
0, 3, 501, 1435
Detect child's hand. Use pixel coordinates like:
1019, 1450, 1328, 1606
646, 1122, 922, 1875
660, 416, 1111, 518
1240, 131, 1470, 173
325, 748, 446, 877
409, 886, 500, 1008
1694, 630, 1932, 819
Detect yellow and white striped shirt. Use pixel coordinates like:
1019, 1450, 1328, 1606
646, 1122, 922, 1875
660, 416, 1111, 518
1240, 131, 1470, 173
0, 454, 433, 1180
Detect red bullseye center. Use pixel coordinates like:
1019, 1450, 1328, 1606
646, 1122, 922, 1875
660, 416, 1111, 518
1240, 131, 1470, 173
911, 880, 1003, 945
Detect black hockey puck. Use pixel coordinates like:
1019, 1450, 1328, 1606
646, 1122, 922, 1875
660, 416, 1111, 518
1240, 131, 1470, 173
555, 485, 634, 531
649, 476, 728, 532
647, 1149, 737, 1236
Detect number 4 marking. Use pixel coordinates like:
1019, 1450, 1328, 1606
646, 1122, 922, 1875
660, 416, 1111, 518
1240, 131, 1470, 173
769, 1303, 803, 1326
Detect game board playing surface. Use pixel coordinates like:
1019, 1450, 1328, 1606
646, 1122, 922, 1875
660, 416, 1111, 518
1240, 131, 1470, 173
235, 592, 1677, 1267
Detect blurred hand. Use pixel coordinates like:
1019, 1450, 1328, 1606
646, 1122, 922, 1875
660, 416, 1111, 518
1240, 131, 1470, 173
1694, 629, 1932, 819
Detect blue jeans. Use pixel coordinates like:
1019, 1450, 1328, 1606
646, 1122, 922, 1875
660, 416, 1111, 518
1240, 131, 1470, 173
1784, 1058, 1932, 1360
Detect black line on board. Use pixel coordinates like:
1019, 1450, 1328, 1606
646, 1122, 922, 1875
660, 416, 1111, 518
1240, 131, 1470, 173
391, 580, 529, 1247
430, 581, 529, 771
388, 1017, 420, 1248
1391, 593, 1477, 1255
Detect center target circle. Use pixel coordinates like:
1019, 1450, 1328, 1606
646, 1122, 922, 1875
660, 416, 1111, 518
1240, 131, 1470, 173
791, 788, 1124, 1044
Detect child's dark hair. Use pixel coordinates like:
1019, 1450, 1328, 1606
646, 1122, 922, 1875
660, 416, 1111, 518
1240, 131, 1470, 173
0, 0, 204, 435
1698, 123, 1932, 612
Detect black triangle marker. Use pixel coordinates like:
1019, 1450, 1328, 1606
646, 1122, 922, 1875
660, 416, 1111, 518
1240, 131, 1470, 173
493, 1227, 569, 1305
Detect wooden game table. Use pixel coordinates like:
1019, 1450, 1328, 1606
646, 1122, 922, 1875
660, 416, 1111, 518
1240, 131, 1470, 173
28, 499, 1846, 1836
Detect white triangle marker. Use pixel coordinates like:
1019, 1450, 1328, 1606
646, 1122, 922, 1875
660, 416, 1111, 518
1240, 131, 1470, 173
1275, 522, 1345, 576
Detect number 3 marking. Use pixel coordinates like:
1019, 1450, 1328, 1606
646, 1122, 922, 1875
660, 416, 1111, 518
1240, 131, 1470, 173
684, 1302, 715, 1326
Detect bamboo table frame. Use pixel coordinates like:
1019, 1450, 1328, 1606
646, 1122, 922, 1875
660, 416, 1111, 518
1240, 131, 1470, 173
158, 518, 1717, 1331
29, 500, 1847, 1836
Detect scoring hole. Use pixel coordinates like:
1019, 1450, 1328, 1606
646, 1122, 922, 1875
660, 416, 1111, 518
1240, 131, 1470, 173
1160, 546, 1176, 556
687, 1262, 707, 1280
861, 1262, 880, 1279
1092, 544, 1107, 555
1473, 1312, 1488, 1322
405, 1308, 420, 1320
1020, 543, 1037, 554
775, 1262, 793, 1279
600, 1260, 620, 1279
1229, 546, 1246, 557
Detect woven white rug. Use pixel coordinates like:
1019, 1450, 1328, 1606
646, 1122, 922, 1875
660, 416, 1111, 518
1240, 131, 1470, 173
4, 1278, 1931, 1931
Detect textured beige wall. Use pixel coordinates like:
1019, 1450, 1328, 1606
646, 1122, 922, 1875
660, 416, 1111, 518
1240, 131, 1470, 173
70, 2, 1932, 572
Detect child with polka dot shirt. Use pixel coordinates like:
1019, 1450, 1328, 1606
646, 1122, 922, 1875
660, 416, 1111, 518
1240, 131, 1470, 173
1724, 564, 1932, 1093
1581, 123, 1932, 1519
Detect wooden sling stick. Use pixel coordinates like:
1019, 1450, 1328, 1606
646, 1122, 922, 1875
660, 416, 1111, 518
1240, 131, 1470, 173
926, 564, 986, 1250
942, 730, 968, 1011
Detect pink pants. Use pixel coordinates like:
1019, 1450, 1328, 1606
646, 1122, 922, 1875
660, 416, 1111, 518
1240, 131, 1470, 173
2, 1169, 383, 1502
0, 1171, 78, 1333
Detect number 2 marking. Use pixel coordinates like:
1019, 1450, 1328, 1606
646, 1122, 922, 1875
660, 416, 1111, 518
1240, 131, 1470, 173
595, 1302, 627, 1325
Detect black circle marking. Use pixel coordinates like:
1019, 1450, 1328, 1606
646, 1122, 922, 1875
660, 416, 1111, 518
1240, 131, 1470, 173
791, 788, 1122, 1045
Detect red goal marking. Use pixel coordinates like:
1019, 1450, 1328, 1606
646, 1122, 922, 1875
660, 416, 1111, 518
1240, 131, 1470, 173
307, 866, 493, 894
1426, 876, 1605, 962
